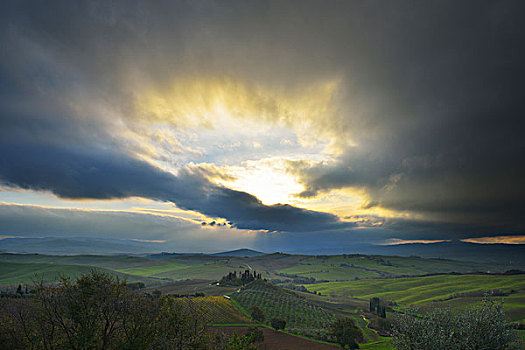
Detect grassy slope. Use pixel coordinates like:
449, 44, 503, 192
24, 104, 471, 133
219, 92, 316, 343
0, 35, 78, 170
304, 274, 525, 322
141, 279, 237, 296
305, 274, 525, 303
151, 263, 233, 281
280, 264, 382, 280
0, 254, 231, 283
0, 260, 166, 286
1, 253, 510, 285
279, 254, 508, 282
0, 261, 114, 285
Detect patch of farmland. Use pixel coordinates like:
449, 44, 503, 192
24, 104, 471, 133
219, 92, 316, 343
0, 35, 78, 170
304, 274, 525, 322
181, 296, 251, 324
0, 261, 155, 286
153, 263, 233, 281
293, 255, 505, 280
141, 279, 237, 296
113, 261, 191, 276
232, 280, 336, 338
279, 264, 381, 281
0, 254, 167, 270
0, 261, 111, 285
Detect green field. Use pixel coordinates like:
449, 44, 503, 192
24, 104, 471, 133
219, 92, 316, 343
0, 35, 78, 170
304, 274, 525, 303
278, 254, 505, 282
0, 254, 240, 283
304, 274, 525, 322
0, 261, 112, 285
0, 252, 513, 286
279, 264, 382, 281
0, 260, 162, 286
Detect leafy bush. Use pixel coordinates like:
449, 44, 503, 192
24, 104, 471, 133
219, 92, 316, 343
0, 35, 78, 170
328, 317, 363, 349
218, 270, 261, 286
249, 305, 265, 323
270, 317, 286, 330
392, 298, 520, 350
245, 326, 264, 343
224, 333, 257, 350
0, 272, 212, 349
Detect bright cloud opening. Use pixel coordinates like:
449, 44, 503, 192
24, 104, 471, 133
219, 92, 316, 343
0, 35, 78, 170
461, 235, 525, 245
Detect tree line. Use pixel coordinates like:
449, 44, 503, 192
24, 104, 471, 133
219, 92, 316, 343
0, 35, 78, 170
0, 272, 261, 350
218, 270, 262, 286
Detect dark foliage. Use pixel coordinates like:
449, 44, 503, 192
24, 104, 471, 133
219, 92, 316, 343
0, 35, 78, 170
392, 298, 521, 350
328, 317, 364, 349
270, 318, 286, 330
369, 297, 387, 318
223, 333, 257, 350
249, 305, 265, 323
0, 271, 225, 349
218, 270, 262, 287
245, 326, 264, 343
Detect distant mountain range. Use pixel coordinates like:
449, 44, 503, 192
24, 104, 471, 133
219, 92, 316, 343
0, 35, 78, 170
0, 237, 166, 255
0, 237, 523, 267
145, 252, 204, 260
295, 241, 525, 267
370, 241, 525, 266
146, 249, 266, 259
0, 237, 267, 258
212, 248, 266, 257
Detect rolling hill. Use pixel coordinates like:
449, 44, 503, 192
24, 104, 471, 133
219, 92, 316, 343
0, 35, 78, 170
212, 248, 266, 257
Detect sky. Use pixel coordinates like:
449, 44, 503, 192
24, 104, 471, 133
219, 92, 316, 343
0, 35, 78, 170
1, 0, 524, 253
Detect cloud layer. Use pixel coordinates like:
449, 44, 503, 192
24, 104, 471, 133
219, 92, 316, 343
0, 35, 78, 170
1, 1, 525, 246
0, 142, 348, 232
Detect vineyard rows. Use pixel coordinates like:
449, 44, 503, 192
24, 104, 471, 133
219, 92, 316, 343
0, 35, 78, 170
181, 296, 251, 324
232, 280, 335, 337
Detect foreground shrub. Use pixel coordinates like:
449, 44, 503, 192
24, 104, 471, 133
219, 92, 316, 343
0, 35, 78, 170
328, 317, 363, 349
224, 333, 257, 350
249, 305, 265, 323
270, 317, 286, 330
245, 326, 264, 343
0, 272, 210, 349
392, 298, 520, 350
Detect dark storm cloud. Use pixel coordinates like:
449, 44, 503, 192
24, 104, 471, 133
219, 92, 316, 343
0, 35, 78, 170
0, 142, 348, 232
0, 0, 359, 233
282, 0, 525, 233
0, 203, 191, 240
1, 0, 525, 241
